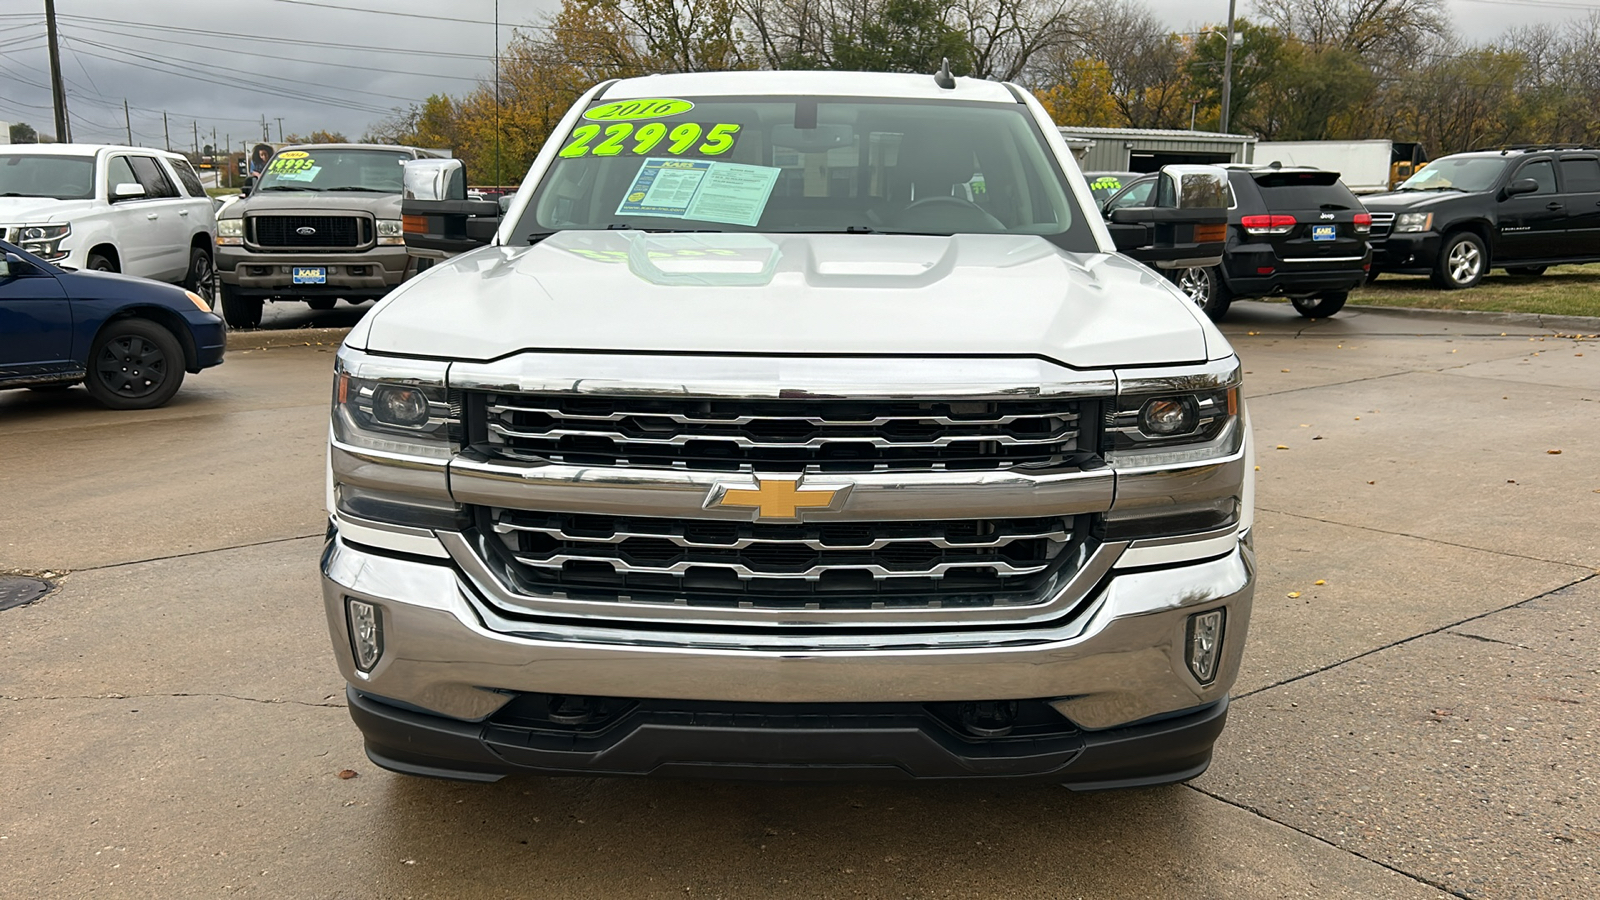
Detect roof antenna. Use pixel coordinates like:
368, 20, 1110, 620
934, 58, 956, 90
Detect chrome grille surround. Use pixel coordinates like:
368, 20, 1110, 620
1367, 211, 1394, 240
248, 214, 370, 250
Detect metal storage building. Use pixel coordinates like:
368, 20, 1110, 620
1059, 127, 1257, 173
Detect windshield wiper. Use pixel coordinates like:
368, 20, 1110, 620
258, 185, 321, 192
325, 186, 390, 192
527, 231, 557, 245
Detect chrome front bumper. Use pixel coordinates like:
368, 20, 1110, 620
321, 529, 1254, 731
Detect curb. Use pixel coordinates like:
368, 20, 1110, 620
226, 327, 352, 351
1347, 303, 1600, 333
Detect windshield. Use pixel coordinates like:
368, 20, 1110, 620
1399, 157, 1508, 193
520, 96, 1091, 248
0, 154, 95, 200
255, 148, 410, 192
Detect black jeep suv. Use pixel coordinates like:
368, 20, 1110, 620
1363, 148, 1600, 289
1103, 165, 1371, 320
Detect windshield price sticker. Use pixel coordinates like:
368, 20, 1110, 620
277, 150, 310, 160
268, 156, 315, 174
584, 98, 695, 121
560, 122, 740, 159
616, 157, 780, 227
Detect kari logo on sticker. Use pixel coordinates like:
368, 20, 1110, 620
584, 98, 694, 121
277, 150, 310, 159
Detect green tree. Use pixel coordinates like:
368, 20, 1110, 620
9, 122, 38, 144
831, 0, 972, 74
1186, 20, 1284, 132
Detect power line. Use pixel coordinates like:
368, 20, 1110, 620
56, 13, 496, 60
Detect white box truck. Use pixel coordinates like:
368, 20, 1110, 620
1255, 139, 1396, 194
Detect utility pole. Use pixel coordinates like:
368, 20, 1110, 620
193, 121, 199, 155
1220, 0, 1237, 134
261, 115, 269, 142
45, 0, 72, 142
494, 0, 501, 186
275, 117, 284, 142
123, 99, 133, 144
164, 112, 171, 151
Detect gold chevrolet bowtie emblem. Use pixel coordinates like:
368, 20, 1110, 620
710, 477, 844, 520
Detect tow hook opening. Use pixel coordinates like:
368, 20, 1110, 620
957, 700, 1019, 737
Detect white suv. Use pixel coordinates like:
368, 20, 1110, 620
0, 144, 218, 302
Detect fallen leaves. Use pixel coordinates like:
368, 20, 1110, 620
1287, 592, 1301, 598
337, 769, 358, 780
1548, 449, 1563, 455
1314, 580, 1326, 586
1276, 444, 1289, 450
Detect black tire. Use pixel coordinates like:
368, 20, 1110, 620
1172, 266, 1232, 322
219, 282, 263, 329
184, 247, 215, 306
1430, 232, 1487, 290
1365, 268, 1381, 284
1506, 265, 1547, 276
86, 252, 117, 273
1292, 292, 1348, 318
83, 318, 186, 410
305, 298, 337, 311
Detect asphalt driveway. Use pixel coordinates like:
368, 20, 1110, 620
1, 301, 1595, 899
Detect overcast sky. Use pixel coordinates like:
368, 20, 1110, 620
0, 0, 1592, 147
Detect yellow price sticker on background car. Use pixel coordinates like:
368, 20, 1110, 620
559, 122, 740, 159
584, 98, 695, 121
277, 150, 310, 160
268, 157, 315, 173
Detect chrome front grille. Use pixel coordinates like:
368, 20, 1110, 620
477, 507, 1084, 610
473, 394, 1082, 473
249, 215, 368, 249
1367, 211, 1394, 240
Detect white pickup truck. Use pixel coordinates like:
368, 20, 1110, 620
0, 144, 218, 301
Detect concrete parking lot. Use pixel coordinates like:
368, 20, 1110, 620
2, 302, 1596, 899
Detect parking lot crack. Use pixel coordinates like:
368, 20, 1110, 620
1233, 572, 1596, 702
1445, 630, 1529, 649
1254, 507, 1594, 570
73, 532, 326, 572
1185, 783, 1473, 899
1, 692, 345, 708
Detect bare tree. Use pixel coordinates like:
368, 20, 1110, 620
954, 0, 1078, 82
1253, 0, 1446, 58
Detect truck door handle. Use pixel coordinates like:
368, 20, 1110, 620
1546, 202, 1563, 211
179, 210, 189, 217
146, 213, 159, 220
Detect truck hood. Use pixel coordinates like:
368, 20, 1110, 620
359, 231, 1213, 368
226, 191, 401, 218
1361, 191, 1465, 212
0, 197, 94, 222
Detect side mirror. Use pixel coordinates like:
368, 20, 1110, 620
240, 175, 256, 196
498, 194, 514, 214
1110, 165, 1230, 270
1503, 178, 1538, 198
1, 251, 38, 278
400, 158, 501, 260
112, 182, 146, 201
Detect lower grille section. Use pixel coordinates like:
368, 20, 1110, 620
477, 507, 1085, 611
1367, 211, 1394, 239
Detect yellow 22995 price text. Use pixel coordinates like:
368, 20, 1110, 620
559, 122, 740, 159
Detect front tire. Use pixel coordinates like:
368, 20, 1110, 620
1431, 232, 1487, 290
184, 247, 215, 306
1292, 292, 1348, 318
1173, 266, 1231, 322
86, 252, 117, 273
83, 319, 186, 410
219, 282, 263, 329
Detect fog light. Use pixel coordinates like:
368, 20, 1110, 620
347, 598, 383, 672
372, 384, 430, 427
1138, 397, 1198, 436
1186, 609, 1225, 684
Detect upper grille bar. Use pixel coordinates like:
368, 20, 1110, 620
474, 393, 1085, 473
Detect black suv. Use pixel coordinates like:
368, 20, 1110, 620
1363, 148, 1600, 289
1103, 165, 1371, 319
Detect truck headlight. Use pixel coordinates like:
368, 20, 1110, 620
332, 348, 456, 459
18, 223, 70, 261
1392, 212, 1432, 233
1105, 386, 1241, 467
376, 218, 404, 245
217, 218, 244, 246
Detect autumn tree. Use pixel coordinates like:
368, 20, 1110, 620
284, 130, 350, 143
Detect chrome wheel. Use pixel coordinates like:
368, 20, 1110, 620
188, 251, 215, 305
1177, 267, 1212, 307
1447, 241, 1481, 285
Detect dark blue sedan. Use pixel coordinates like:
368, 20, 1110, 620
0, 240, 225, 409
